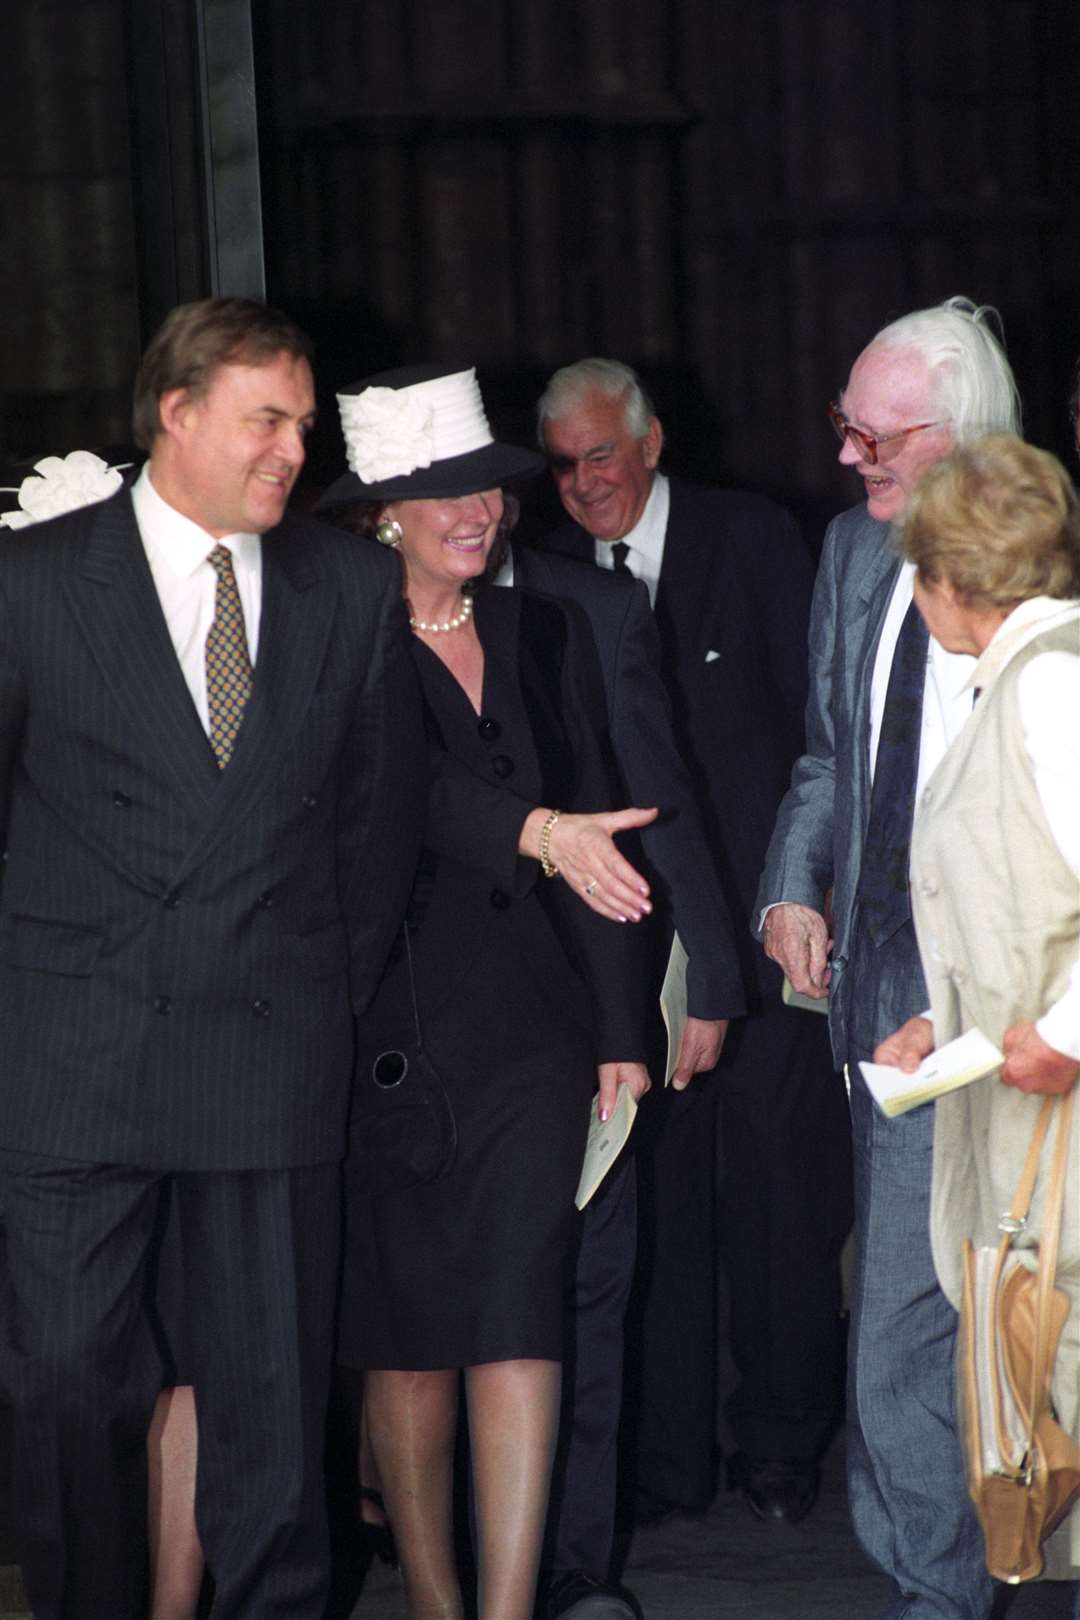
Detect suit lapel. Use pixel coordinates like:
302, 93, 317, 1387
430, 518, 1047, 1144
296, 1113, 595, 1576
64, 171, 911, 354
63, 492, 220, 816
64, 496, 339, 876
851, 512, 902, 724
169, 520, 338, 884
653, 482, 710, 669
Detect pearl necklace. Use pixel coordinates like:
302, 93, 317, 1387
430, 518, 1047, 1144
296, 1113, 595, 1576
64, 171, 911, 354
408, 593, 474, 634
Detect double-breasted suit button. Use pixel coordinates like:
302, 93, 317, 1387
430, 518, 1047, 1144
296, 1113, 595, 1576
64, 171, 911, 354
154, 995, 172, 1015
255, 891, 275, 910
252, 998, 272, 1018
477, 716, 501, 740
112, 790, 132, 808
162, 888, 182, 910
489, 888, 511, 911
301, 793, 318, 810
491, 754, 515, 779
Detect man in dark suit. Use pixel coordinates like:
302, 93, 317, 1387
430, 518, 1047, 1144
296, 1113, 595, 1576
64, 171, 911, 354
0, 298, 424, 1619
494, 545, 745, 1620
533, 360, 853, 1537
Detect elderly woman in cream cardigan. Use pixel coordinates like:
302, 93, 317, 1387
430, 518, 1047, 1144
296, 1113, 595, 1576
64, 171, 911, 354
875, 433, 1080, 1582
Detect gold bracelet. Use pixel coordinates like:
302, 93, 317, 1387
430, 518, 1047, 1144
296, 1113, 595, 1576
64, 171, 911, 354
538, 808, 561, 878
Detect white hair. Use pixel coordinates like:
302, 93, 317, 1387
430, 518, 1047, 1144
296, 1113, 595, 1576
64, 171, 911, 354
536, 358, 656, 446
868, 296, 1021, 444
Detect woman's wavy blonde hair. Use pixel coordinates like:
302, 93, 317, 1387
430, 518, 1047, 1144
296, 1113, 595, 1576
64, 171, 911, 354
901, 433, 1080, 609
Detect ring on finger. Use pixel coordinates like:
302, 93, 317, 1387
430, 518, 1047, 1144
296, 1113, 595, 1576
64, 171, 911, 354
584, 878, 597, 896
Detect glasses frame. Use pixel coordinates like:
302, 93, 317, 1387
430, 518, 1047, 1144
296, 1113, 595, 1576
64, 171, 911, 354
827, 402, 942, 465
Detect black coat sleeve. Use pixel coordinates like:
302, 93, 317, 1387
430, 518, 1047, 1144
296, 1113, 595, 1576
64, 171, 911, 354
536, 594, 649, 1064
606, 578, 746, 1019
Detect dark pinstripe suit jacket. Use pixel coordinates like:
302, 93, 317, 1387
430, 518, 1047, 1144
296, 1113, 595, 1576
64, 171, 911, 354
0, 491, 425, 1171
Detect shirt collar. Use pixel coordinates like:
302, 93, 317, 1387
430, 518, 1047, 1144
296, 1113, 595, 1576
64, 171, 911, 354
970, 595, 1080, 695
594, 472, 669, 570
132, 465, 261, 582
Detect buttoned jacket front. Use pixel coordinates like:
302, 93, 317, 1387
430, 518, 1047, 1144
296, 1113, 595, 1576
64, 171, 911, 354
0, 490, 424, 1170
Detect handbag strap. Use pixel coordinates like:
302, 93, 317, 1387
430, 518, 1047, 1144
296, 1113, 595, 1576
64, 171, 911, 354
1026, 1087, 1076, 1440
1002, 1095, 1056, 1229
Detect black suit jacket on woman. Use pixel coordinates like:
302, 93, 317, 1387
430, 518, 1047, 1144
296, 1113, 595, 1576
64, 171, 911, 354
408, 585, 647, 1064
0, 490, 425, 1171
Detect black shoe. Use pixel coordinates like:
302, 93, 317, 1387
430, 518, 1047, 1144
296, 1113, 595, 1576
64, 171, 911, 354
727, 1452, 819, 1525
543, 1569, 641, 1620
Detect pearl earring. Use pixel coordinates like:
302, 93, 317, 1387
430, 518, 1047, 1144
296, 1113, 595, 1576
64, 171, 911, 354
376, 519, 403, 548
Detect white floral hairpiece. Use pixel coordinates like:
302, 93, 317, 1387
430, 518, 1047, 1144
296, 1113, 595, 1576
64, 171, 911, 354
338, 388, 436, 484
1, 450, 129, 530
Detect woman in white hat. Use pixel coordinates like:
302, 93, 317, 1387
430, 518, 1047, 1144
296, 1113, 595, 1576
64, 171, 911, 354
321, 365, 652, 1620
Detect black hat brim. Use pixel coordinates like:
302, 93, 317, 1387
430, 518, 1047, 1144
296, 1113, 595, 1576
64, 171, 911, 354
316, 440, 544, 511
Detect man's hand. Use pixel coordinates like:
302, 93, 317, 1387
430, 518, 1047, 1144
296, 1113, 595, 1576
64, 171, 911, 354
523, 806, 657, 922
597, 1060, 652, 1121
762, 902, 831, 998
670, 1016, 728, 1090
873, 1016, 934, 1074
1000, 1022, 1080, 1096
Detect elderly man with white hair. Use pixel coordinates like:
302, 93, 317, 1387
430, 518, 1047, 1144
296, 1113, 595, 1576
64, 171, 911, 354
757, 296, 1023, 1617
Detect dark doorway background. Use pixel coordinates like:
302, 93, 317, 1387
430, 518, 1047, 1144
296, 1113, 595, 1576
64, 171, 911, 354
1, 0, 1078, 543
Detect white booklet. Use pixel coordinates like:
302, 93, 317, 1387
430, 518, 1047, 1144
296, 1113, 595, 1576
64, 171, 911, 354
575, 1083, 638, 1209
859, 1027, 1004, 1118
659, 930, 688, 1086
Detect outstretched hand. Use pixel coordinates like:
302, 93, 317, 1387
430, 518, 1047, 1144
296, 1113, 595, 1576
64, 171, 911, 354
547, 806, 657, 922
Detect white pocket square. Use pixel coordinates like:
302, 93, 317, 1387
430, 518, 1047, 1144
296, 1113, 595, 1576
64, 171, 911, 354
705, 649, 721, 663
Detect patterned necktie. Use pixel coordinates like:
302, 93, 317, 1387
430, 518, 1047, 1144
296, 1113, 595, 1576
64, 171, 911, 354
610, 541, 631, 573
205, 544, 253, 769
857, 596, 930, 945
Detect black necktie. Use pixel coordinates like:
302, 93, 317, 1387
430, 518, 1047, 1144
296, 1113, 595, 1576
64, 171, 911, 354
857, 597, 930, 945
610, 542, 631, 574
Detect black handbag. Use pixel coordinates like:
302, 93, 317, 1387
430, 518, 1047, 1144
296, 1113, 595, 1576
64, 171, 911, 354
350, 927, 457, 1196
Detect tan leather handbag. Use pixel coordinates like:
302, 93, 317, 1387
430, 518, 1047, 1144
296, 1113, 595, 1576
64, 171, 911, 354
958, 1088, 1080, 1583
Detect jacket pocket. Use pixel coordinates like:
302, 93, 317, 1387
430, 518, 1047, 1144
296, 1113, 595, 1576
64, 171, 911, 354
3, 915, 104, 977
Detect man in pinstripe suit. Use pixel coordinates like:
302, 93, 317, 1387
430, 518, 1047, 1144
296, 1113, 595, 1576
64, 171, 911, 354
0, 299, 425, 1619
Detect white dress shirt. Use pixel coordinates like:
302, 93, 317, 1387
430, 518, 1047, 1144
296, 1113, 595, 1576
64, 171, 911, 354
131, 467, 262, 734
869, 560, 976, 802
592, 473, 670, 608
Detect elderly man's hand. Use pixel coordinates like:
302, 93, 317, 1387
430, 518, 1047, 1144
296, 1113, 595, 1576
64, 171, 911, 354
873, 1016, 935, 1074
597, 1060, 652, 1122
1000, 1022, 1080, 1096
762, 903, 831, 998
670, 1016, 728, 1090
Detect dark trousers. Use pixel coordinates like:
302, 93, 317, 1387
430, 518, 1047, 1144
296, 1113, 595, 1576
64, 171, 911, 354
545, 1150, 637, 1581
624, 1071, 719, 1509
627, 995, 851, 1508
718, 997, 851, 1459
0, 1151, 339, 1620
